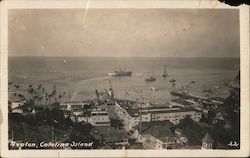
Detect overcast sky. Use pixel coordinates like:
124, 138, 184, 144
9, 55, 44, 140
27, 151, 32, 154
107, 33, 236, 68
8, 9, 239, 57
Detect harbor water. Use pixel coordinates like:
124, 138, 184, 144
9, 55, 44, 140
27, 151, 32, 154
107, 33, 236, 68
8, 57, 239, 104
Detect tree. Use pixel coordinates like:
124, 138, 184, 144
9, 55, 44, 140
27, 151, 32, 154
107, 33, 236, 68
68, 123, 100, 149
37, 84, 42, 90
178, 117, 207, 145
51, 102, 60, 109
25, 99, 35, 108
111, 118, 123, 130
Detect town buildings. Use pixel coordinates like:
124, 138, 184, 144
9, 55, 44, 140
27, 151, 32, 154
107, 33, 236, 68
60, 102, 111, 127
113, 100, 202, 131
78, 108, 111, 126
8, 93, 26, 109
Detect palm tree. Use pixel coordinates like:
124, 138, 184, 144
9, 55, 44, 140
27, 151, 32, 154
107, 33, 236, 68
48, 94, 53, 105
28, 88, 34, 94
37, 84, 42, 90
58, 94, 62, 103
14, 84, 20, 89
42, 88, 45, 94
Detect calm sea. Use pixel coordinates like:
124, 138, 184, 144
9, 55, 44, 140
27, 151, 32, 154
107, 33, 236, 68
8, 57, 240, 103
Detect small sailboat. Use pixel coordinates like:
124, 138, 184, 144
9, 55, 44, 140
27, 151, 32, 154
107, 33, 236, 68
190, 81, 195, 84
162, 65, 168, 77
145, 75, 156, 82
169, 78, 176, 83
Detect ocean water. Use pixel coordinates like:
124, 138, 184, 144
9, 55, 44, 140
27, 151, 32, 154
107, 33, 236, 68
8, 57, 240, 104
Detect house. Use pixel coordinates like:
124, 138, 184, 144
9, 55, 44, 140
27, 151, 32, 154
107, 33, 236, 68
12, 106, 24, 113
72, 109, 83, 116
201, 133, 214, 149
212, 112, 225, 124
95, 126, 129, 146
140, 134, 164, 149
11, 105, 36, 114
60, 102, 91, 116
136, 121, 175, 149
175, 128, 183, 136
9, 95, 26, 109
174, 128, 188, 145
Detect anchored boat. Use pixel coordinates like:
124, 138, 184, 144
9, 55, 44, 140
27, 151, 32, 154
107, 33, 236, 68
145, 76, 156, 82
162, 65, 168, 77
108, 68, 132, 76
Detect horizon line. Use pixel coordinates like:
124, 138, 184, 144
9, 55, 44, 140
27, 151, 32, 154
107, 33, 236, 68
8, 56, 240, 58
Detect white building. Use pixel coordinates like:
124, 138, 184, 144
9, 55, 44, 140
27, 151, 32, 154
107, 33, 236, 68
145, 107, 202, 125
114, 102, 202, 129
12, 106, 24, 113
78, 108, 111, 126
60, 102, 90, 111
9, 95, 26, 109
139, 134, 164, 149
201, 133, 214, 149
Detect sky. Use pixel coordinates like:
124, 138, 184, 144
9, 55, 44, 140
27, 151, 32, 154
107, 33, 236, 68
8, 9, 240, 57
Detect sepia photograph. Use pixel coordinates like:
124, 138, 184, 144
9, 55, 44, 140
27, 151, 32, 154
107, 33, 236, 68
0, 0, 249, 157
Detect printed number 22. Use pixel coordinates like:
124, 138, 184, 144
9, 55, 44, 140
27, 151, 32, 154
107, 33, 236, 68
228, 141, 239, 147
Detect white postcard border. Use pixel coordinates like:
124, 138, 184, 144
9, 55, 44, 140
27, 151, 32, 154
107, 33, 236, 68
0, 0, 249, 157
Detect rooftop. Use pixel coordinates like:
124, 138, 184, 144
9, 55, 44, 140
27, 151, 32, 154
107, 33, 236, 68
202, 133, 214, 143
123, 104, 200, 117
142, 107, 200, 115
135, 121, 174, 141
95, 126, 128, 143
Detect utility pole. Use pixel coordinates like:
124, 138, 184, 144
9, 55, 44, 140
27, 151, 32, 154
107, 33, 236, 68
48, 97, 51, 109
139, 102, 142, 135
11, 130, 14, 141
68, 91, 71, 111
165, 137, 168, 149
96, 89, 100, 100
51, 125, 54, 143
68, 91, 71, 103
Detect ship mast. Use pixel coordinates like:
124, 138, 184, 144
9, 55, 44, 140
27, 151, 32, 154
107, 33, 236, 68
163, 65, 168, 76
164, 65, 167, 75
109, 80, 114, 100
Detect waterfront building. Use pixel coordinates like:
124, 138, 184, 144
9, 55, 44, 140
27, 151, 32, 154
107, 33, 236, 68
60, 102, 90, 111
60, 101, 111, 126
11, 106, 24, 113
142, 106, 202, 125
114, 101, 202, 129
11, 105, 36, 114
9, 95, 26, 109
78, 108, 111, 126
